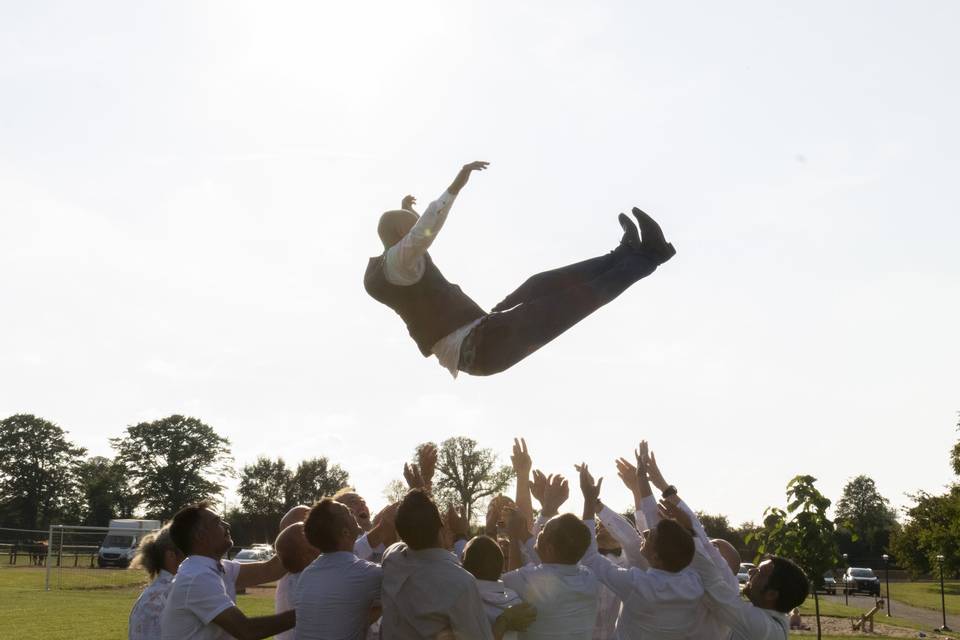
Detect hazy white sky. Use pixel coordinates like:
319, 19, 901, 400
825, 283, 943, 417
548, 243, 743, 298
2, 1, 958, 526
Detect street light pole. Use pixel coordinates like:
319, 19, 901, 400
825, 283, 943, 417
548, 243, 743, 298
883, 554, 891, 617
843, 553, 849, 606
937, 554, 950, 632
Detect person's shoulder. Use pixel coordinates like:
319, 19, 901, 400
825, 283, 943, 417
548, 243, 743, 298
381, 541, 407, 565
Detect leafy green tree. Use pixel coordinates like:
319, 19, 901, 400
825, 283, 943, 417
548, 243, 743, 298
432, 436, 514, 523
750, 475, 837, 640
0, 414, 86, 529
889, 486, 960, 578
289, 458, 350, 505
111, 415, 233, 520
382, 479, 408, 504
77, 456, 139, 525
834, 475, 898, 562
951, 413, 960, 476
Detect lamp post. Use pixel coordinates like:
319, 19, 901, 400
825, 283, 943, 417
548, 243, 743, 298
936, 554, 951, 632
882, 554, 891, 616
843, 553, 849, 605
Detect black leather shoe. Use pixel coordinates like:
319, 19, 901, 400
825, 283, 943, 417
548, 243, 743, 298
632, 207, 676, 263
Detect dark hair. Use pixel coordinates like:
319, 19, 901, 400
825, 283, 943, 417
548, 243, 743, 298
304, 498, 346, 553
462, 536, 504, 581
131, 527, 177, 578
767, 556, 809, 612
654, 519, 695, 573
395, 489, 443, 550
169, 500, 213, 556
543, 514, 591, 564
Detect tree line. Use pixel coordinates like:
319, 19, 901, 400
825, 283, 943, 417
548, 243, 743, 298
2, 411, 957, 578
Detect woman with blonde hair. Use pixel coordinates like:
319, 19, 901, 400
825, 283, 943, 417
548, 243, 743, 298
128, 526, 184, 640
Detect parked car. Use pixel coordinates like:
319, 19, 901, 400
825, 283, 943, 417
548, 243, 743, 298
822, 571, 837, 594
843, 567, 881, 596
737, 562, 756, 585
233, 547, 273, 564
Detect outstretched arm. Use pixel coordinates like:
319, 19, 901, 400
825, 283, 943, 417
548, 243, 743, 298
447, 161, 489, 195
511, 438, 534, 528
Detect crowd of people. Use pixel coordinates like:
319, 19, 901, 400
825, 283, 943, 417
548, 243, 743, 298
127, 439, 810, 640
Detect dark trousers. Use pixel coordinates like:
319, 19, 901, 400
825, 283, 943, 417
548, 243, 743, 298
459, 249, 659, 376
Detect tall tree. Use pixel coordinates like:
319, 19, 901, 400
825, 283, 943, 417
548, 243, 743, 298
889, 486, 960, 578
289, 458, 350, 505
77, 456, 139, 525
432, 437, 514, 523
834, 475, 898, 561
0, 414, 86, 529
237, 457, 292, 540
111, 415, 233, 520
750, 475, 838, 640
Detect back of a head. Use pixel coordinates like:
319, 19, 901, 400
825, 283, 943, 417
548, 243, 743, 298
545, 514, 591, 565
654, 519, 696, 573
395, 489, 443, 550
276, 522, 320, 573
169, 501, 212, 556
462, 536, 504, 582
767, 556, 809, 613
304, 498, 345, 553
131, 526, 175, 578
711, 538, 741, 575
377, 210, 418, 249
279, 504, 310, 531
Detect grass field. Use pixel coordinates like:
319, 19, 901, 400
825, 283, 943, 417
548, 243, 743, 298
889, 580, 960, 615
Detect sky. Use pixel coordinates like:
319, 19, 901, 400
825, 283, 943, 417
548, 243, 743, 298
1, 1, 958, 527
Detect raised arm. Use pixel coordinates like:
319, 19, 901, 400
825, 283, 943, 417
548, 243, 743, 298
511, 438, 534, 528
447, 161, 489, 195
235, 553, 286, 590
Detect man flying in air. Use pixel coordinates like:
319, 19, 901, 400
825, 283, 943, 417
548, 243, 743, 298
363, 161, 676, 377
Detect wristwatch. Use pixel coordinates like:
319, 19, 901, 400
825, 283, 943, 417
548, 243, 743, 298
661, 485, 678, 498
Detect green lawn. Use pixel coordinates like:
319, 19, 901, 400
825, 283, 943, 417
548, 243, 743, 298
889, 580, 960, 615
0, 565, 275, 640
797, 594, 929, 633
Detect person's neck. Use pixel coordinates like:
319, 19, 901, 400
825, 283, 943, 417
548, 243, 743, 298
191, 548, 223, 561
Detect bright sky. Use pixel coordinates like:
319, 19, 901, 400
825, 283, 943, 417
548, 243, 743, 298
2, 1, 958, 527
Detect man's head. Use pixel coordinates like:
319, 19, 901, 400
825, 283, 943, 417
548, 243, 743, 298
462, 535, 504, 582
332, 488, 372, 531
275, 522, 321, 573
304, 498, 363, 554
639, 519, 695, 573
743, 557, 810, 613
131, 526, 185, 578
169, 501, 232, 558
534, 514, 591, 565
395, 489, 444, 550
711, 538, 741, 575
596, 521, 619, 552
279, 504, 311, 531
377, 210, 419, 249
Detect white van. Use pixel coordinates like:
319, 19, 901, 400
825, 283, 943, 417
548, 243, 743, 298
98, 519, 161, 568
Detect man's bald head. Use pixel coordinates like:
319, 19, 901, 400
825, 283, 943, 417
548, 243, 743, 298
275, 522, 320, 574
377, 210, 419, 248
279, 505, 310, 531
711, 538, 741, 575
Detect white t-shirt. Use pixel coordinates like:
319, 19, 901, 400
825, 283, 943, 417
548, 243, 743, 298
295, 551, 383, 640
160, 556, 241, 640
477, 579, 524, 640
501, 563, 599, 640
276, 571, 302, 640
129, 570, 174, 640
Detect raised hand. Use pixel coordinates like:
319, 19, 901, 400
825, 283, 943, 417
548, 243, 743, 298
645, 448, 669, 492
503, 506, 530, 542
541, 474, 569, 517
403, 462, 426, 490
657, 500, 693, 532
417, 443, 437, 489
445, 503, 469, 539
530, 470, 547, 505
575, 463, 603, 517
448, 161, 490, 195
401, 195, 417, 211
511, 438, 532, 477
616, 457, 641, 494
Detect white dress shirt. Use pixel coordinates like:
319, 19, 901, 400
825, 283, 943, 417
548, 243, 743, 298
275, 571, 302, 640
690, 540, 788, 640
129, 570, 174, 640
501, 563, 598, 640
295, 551, 383, 640
382, 190, 484, 377
580, 521, 703, 640
592, 552, 626, 640
595, 506, 646, 569
476, 579, 525, 640
354, 532, 386, 562
160, 556, 241, 640
380, 542, 492, 640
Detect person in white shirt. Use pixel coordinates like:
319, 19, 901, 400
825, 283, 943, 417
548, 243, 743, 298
295, 498, 384, 640
129, 526, 184, 640
662, 502, 809, 640
380, 489, 535, 640
462, 535, 527, 640
363, 161, 677, 377
160, 501, 294, 640
501, 511, 599, 640
577, 465, 703, 640
275, 505, 312, 640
